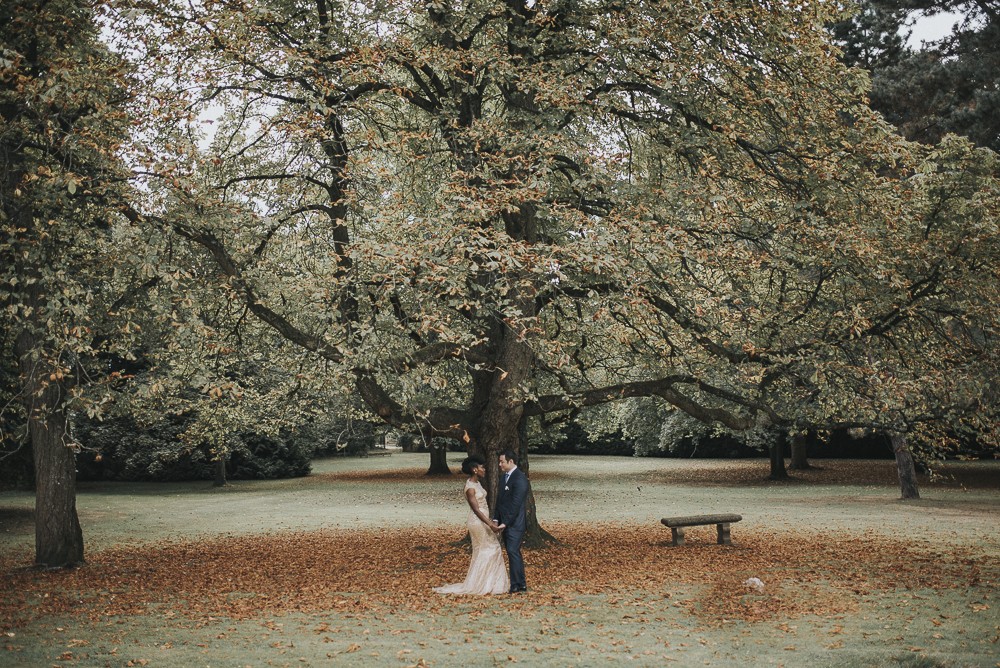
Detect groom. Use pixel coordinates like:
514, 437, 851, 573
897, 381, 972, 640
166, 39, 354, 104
493, 449, 530, 593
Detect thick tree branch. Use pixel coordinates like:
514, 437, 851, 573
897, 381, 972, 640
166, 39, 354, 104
523, 376, 757, 430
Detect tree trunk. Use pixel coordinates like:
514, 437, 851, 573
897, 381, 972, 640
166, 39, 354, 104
789, 432, 812, 470
213, 456, 227, 487
426, 442, 451, 475
890, 433, 920, 499
515, 417, 556, 548
768, 441, 788, 480
16, 329, 84, 568
478, 327, 554, 547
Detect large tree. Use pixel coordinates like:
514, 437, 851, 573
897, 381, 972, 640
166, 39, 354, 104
116, 0, 998, 526
1, 0, 142, 565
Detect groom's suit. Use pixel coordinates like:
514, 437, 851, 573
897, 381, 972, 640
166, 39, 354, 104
493, 466, 530, 592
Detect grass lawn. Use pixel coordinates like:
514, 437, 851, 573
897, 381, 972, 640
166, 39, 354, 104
2, 454, 998, 667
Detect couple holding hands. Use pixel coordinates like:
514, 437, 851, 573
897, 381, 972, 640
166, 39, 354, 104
433, 450, 530, 596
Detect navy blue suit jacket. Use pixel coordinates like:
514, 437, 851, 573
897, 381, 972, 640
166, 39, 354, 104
493, 467, 529, 532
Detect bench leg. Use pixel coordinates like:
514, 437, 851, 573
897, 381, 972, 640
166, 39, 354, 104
670, 527, 685, 547
716, 523, 731, 545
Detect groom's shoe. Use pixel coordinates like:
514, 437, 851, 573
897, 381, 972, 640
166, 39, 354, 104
510, 586, 528, 594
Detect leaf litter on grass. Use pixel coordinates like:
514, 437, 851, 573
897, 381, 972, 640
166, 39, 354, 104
1, 522, 995, 635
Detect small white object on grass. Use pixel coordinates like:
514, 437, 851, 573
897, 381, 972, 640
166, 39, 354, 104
744, 577, 765, 592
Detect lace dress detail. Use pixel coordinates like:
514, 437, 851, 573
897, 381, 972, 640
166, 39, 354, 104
433, 480, 510, 595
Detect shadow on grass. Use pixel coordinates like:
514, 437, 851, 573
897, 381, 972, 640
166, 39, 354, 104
0, 507, 34, 534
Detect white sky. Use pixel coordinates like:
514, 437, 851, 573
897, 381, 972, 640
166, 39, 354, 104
906, 11, 964, 47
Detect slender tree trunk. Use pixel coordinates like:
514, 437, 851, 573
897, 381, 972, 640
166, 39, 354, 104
889, 433, 920, 499
789, 432, 812, 470
213, 456, 227, 487
16, 328, 84, 567
768, 441, 788, 480
426, 442, 451, 475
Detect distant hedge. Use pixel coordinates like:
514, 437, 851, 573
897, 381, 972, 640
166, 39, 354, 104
73, 413, 316, 482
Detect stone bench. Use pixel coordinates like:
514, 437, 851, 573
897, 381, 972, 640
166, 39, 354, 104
660, 514, 743, 546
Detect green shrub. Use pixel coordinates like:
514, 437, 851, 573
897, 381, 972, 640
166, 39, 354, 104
397, 432, 422, 452
230, 430, 313, 478
73, 413, 315, 482
0, 435, 33, 489
308, 419, 388, 456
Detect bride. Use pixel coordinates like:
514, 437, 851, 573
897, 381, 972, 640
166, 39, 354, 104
433, 456, 510, 595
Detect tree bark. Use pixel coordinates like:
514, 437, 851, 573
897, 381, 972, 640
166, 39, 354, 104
768, 441, 788, 480
890, 433, 920, 499
515, 417, 556, 547
16, 328, 84, 568
789, 432, 812, 470
477, 325, 554, 546
426, 442, 451, 475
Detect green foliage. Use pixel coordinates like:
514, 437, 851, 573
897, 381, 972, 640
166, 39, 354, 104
229, 430, 314, 479
1, 0, 151, 563
830, 1, 910, 70
606, 399, 672, 457
74, 414, 315, 482
532, 421, 633, 456
606, 399, 772, 458
0, 330, 30, 487
397, 433, 423, 453
310, 419, 382, 457
1, 0, 141, 396
110, 0, 999, 469
427, 436, 464, 454
74, 413, 203, 482
0, 437, 33, 489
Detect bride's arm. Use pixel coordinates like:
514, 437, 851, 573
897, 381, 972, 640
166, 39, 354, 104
465, 486, 494, 527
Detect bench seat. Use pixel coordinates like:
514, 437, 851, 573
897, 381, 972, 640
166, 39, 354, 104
660, 514, 743, 546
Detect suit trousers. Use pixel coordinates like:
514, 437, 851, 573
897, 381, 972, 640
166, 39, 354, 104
503, 526, 526, 591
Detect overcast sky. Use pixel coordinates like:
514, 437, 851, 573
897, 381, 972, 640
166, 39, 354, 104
907, 10, 964, 46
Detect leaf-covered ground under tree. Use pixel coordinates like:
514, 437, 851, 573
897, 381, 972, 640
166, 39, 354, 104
1, 455, 997, 667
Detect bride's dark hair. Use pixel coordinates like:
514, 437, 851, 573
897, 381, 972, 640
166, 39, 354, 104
461, 455, 485, 475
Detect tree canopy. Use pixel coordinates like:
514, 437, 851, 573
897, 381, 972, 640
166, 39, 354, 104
2, 0, 142, 564
116, 0, 998, 445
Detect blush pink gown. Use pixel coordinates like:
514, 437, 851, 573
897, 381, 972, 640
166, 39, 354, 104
433, 480, 509, 595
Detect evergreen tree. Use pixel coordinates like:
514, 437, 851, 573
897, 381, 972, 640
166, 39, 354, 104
833, 1, 1000, 151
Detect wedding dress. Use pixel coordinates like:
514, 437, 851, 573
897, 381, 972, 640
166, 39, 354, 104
433, 480, 510, 595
